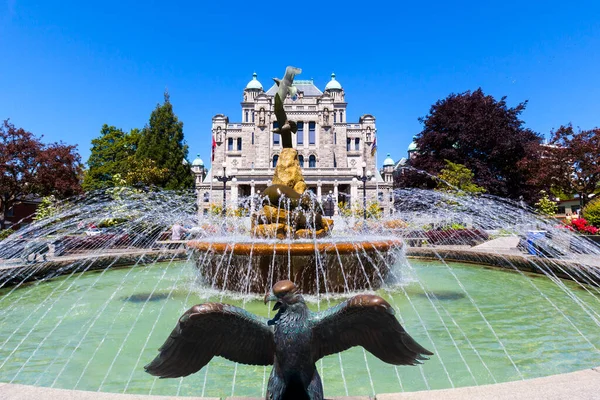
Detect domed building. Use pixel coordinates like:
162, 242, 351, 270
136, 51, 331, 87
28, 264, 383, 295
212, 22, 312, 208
194, 72, 394, 216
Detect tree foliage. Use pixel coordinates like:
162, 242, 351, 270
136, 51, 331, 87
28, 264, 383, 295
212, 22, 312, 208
408, 88, 542, 201
583, 197, 600, 228
532, 125, 600, 206
0, 119, 82, 229
83, 125, 140, 191
534, 190, 558, 217
437, 160, 486, 194
136, 91, 194, 190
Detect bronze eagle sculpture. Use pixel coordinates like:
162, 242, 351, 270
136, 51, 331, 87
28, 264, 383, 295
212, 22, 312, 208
145, 280, 432, 399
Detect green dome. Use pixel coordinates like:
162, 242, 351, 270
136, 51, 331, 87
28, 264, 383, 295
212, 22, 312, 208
245, 72, 263, 90
408, 136, 418, 152
325, 73, 342, 90
192, 154, 204, 167
383, 153, 395, 167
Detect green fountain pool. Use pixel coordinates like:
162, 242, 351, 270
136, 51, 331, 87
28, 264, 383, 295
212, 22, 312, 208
0, 259, 599, 397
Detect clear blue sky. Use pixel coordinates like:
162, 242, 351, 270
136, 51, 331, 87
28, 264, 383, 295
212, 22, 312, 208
1, 1, 599, 168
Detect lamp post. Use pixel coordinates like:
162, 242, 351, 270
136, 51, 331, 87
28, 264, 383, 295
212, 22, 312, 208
214, 162, 235, 215
354, 161, 372, 220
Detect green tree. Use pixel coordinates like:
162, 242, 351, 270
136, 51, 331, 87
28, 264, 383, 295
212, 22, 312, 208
83, 125, 140, 191
136, 91, 193, 189
583, 197, 600, 227
534, 190, 558, 217
437, 160, 486, 194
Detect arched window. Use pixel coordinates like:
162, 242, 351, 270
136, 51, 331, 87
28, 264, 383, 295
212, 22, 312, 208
273, 155, 279, 168
252, 111, 255, 123
334, 132, 337, 144
245, 111, 249, 123
340, 111, 344, 123
309, 155, 316, 168
203, 192, 210, 202
298, 155, 304, 167
251, 131, 254, 145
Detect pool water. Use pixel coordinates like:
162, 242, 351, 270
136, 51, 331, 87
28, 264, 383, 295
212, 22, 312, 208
0, 259, 599, 397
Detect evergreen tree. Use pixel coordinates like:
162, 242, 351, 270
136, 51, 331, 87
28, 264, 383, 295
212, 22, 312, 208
83, 125, 140, 191
136, 91, 193, 189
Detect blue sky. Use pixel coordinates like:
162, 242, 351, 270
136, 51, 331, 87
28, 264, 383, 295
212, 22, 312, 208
1, 1, 599, 168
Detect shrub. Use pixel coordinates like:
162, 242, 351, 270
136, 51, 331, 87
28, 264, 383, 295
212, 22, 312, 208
567, 217, 599, 235
0, 228, 15, 240
582, 198, 600, 228
424, 229, 489, 246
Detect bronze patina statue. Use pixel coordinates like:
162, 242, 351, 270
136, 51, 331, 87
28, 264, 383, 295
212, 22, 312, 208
145, 280, 432, 400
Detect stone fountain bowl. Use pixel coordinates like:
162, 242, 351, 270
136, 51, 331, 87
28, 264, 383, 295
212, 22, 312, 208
187, 238, 402, 294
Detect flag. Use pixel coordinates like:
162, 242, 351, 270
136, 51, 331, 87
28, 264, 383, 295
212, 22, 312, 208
212, 135, 217, 161
370, 136, 377, 156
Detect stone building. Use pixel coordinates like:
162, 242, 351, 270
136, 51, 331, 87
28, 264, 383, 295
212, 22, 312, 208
194, 72, 394, 216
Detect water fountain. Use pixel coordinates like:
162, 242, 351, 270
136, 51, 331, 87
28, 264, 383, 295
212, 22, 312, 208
1, 69, 599, 398
187, 66, 401, 294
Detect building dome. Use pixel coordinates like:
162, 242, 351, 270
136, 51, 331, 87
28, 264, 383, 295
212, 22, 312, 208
192, 154, 204, 167
408, 136, 418, 152
383, 153, 395, 167
325, 73, 342, 90
245, 72, 263, 90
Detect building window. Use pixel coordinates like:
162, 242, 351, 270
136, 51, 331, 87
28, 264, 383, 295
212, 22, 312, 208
334, 112, 337, 124
203, 209, 208, 216
203, 192, 210, 202
355, 138, 360, 151
334, 132, 337, 145
346, 138, 351, 151
252, 111, 255, 123
309, 122, 315, 145
245, 111, 249, 123
309, 155, 316, 168
378, 192, 384, 202
237, 138, 242, 151
298, 155, 304, 167
333, 153, 337, 168
340, 111, 344, 123
557, 206, 566, 214
228, 137, 233, 151
273, 155, 279, 167
251, 132, 254, 145
273, 122, 280, 145
297, 122, 304, 145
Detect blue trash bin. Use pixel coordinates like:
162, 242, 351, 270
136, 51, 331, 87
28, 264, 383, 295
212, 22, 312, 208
526, 230, 547, 255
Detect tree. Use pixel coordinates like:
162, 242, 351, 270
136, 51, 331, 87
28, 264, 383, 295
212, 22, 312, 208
410, 88, 543, 201
534, 190, 558, 217
83, 125, 140, 191
583, 197, 600, 228
0, 119, 82, 230
535, 125, 600, 208
136, 91, 194, 189
437, 160, 486, 194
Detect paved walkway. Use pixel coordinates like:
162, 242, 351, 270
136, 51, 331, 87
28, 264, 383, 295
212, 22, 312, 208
1, 367, 599, 399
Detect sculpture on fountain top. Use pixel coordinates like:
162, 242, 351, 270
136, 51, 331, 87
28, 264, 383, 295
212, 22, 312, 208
145, 280, 432, 400
252, 66, 333, 239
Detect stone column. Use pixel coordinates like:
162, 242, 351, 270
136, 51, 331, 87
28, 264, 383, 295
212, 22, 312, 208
333, 180, 339, 215
231, 179, 239, 208
317, 180, 322, 200
250, 181, 255, 212
351, 177, 358, 204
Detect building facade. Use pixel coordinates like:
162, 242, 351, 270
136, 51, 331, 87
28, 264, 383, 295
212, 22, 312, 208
193, 73, 394, 216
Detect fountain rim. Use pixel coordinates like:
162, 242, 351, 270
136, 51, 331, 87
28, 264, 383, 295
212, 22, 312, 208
186, 238, 403, 256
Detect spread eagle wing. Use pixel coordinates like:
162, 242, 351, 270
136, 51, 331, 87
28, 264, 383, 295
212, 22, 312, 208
310, 295, 433, 365
145, 303, 275, 378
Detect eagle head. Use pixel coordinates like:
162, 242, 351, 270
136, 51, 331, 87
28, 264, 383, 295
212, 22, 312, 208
264, 280, 302, 311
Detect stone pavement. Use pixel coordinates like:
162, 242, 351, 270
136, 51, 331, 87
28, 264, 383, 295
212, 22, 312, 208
1, 367, 600, 399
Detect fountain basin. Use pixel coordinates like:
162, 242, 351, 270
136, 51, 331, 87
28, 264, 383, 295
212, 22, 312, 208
187, 238, 402, 294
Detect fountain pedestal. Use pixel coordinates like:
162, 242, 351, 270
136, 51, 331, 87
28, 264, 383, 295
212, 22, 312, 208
188, 239, 402, 294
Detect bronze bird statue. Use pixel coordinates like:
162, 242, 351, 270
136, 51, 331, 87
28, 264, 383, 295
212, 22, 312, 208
144, 280, 433, 399
272, 66, 302, 148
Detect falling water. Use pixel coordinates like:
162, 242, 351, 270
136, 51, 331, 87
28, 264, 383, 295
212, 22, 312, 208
0, 186, 599, 397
